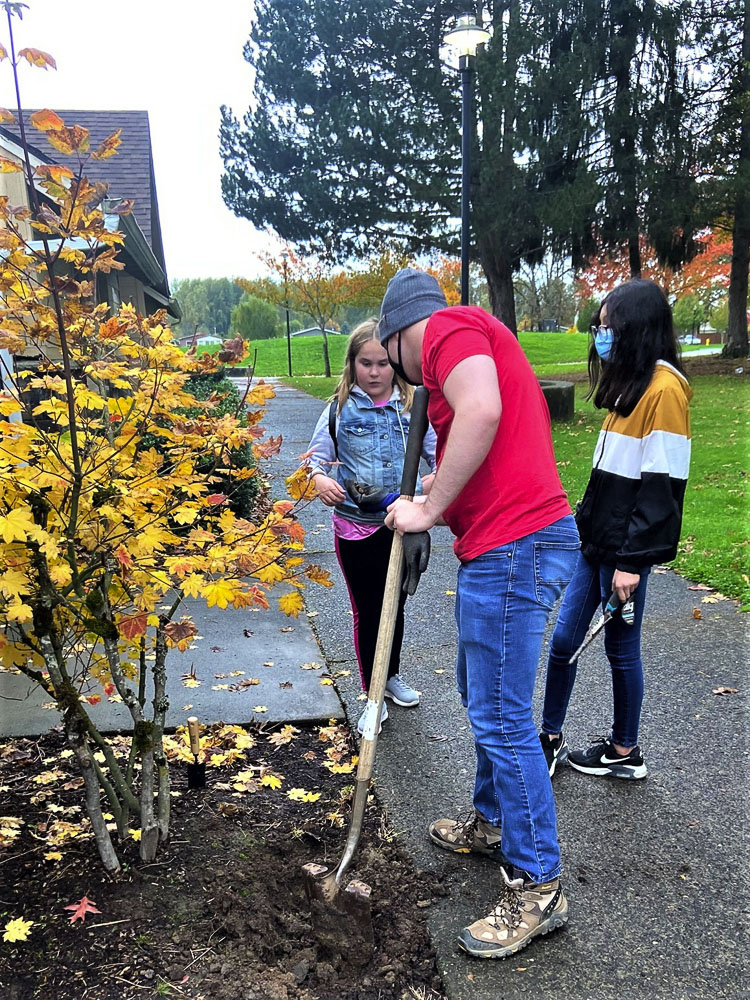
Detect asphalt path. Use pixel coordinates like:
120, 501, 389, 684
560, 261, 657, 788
262, 378, 748, 1000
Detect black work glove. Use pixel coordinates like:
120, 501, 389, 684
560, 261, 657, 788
344, 479, 396, 512
401, 530, 431, 596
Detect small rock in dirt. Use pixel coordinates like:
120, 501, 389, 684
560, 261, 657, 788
292, 959, 310, 984
220, 963, 233, 976
143, 969, 155, 981
315, 962, 335, 983
416, 898, 432, 908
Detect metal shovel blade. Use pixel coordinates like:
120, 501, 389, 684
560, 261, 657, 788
187, 760, 206, 788
302, 862, 374, 960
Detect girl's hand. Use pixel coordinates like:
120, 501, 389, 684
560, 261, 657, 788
313, 474, 346, 507
612, 570, 640, 603
421, 472, 436, 494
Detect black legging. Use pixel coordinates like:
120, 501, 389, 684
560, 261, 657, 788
334, 526, 408, 691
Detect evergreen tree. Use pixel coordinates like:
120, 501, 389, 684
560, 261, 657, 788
595, 0, 710, 278
699, 0, 749, 358
220, 1, 602, 332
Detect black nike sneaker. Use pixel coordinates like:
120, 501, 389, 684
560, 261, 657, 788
567, 737, 647, 780
539, 732, 569, 778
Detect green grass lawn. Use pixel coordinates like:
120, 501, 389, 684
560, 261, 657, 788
197, 330, 714, 380
282, 365, 749, 607
549, 378, 749, 608
200, 331, 594, 378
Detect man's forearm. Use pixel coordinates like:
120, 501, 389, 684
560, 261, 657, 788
424, 407, 498, 521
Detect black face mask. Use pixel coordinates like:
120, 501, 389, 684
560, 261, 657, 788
386, 331, 420, 386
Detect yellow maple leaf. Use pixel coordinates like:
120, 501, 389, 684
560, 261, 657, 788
3, 917, 33, 943
326, 760, 357, 774
0, 508, 35, 543
183, 677, 201, 689
260, 771, 283, 790
287, 787, 322, 803
0, 395, 22, 417
0, 569, 31, 599
44, 851, 63, 861
253, 705, 268, 713
201, 579, 238, 610
5, 600, 33, 624
128, 828, 142, 842
279, 590, 304, 617
48, 563, 73, 587
285, 466, 316, 501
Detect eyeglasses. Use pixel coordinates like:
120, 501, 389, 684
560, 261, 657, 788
590, 324, 612, 336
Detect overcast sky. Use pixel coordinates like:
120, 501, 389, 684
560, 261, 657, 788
4, 0, 272, 283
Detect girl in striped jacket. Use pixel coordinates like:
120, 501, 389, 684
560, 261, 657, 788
539, 279, 692, 780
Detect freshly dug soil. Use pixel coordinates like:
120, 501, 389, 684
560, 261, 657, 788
0, 726, 446, 1000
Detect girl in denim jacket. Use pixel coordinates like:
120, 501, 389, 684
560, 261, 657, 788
306, 319, 436, 734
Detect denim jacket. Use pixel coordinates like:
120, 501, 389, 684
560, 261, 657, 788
306, 386, 437, 525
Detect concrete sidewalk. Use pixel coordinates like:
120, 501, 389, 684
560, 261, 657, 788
263, 379, 748, 1000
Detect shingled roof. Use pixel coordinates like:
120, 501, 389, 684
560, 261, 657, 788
1, 110, 167, 277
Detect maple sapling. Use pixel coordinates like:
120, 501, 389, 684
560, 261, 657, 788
0, 9, 331, 871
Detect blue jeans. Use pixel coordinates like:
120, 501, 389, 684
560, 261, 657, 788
541, 552, 650, 747
455, 515, 579, 882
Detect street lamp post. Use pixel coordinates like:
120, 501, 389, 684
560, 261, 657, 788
443, 13, 490, 306
281, 251, 292, 377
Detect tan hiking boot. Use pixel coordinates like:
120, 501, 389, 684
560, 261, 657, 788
458, 864, 568, 958
428, 809, 503, 858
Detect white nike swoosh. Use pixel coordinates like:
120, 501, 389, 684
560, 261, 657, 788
600, 754, 635, 765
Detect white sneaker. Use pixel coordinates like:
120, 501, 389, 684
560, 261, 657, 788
384, 674, 420, 707
357, 701, 388, 736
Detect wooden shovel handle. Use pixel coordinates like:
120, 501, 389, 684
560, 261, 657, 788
187, 716, 201, 756
357, 386, 429, 766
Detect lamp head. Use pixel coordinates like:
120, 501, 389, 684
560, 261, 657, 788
443, 13, 491, 58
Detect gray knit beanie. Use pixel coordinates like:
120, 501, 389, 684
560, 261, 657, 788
378, 268, 447, 344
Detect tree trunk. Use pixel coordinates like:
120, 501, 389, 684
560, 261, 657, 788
479, 242, 517, 335
321, 328, 332, 378
628, 232, 642, 280
724, 1, 750, 359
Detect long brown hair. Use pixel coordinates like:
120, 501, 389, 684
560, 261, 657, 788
333, 318, 414, 412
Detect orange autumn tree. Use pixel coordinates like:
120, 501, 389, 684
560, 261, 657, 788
241, 247, 462, 377
240, 249, 371, 377
0, 21, 329, 873
576, 231, 732, 312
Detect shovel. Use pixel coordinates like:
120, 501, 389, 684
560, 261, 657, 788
186, 716, 206, 788
303, 385, 430, 959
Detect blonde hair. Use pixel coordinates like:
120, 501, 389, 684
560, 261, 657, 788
332, 318, 414, 412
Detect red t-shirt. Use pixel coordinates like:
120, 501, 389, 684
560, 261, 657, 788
422, 306, 570, 562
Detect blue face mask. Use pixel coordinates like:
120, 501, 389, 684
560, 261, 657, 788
594, 326, 615, 361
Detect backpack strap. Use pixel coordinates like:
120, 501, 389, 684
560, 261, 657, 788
327, 399, 339, 460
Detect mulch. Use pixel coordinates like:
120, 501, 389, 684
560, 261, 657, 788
0, 725, 446, 1000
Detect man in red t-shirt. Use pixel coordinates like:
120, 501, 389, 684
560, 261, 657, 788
380, 267, 579, 959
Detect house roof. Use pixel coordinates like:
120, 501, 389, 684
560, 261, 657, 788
1, 110, 166, 277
